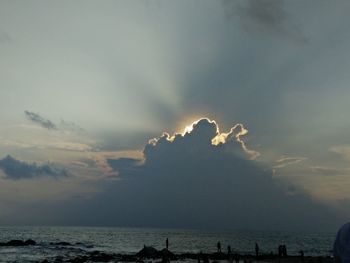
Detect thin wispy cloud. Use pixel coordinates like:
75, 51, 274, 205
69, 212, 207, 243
25, 111, 57, 130
59, 119, 85, 133
24, 110, 84, 133
273, 156, 307, 169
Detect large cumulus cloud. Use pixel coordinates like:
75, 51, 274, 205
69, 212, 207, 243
67, 118, 336, 231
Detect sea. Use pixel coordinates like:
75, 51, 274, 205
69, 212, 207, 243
0, 226, 335, 262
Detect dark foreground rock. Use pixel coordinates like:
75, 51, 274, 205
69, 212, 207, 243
42, 250, 334, 263
50, 241, 72, 246
24, 239, 36, 245
135, 246, 177, 260
0, 239, 36, 246
159, 248, 177, 260
136, 246, 159, 258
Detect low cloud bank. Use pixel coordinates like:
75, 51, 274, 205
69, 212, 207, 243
0, 155, 69, 180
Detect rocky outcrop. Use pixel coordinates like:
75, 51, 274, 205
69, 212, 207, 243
136, 246, 159, 258
50, 241, 72, 246
160, 248, 177, 260
0, 239, 36, 246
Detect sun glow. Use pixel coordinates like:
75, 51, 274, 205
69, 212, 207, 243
181, 118, 218, 135
183, 124, 194, 134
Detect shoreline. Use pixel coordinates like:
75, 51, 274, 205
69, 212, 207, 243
0, 239, 334, 263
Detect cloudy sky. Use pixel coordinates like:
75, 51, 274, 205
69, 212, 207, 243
0, 0, 350, 231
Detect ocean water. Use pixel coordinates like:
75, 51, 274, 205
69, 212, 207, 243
0, 226, 335, 262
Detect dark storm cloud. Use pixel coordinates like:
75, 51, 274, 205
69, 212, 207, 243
107, 158, 141, 176
0, 155, 69, 180
25, 111, 57, 130
222, 0, 306, 41
65, 119, 336, 231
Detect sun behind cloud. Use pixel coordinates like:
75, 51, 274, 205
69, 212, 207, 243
150, 117, 259, 160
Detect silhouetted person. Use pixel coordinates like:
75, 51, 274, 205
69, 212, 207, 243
234, 253, 240, 263
255, 243, 259, 257
162, 253, 170, 263
278, 245, 282, 257
227, 246, 233, 263
283, 245, 287, 257
217, 241, 222, 253
198, 252, 202, 263
300, 250, 304, 262
166, 238, 169, 250
334, 222, 350, 263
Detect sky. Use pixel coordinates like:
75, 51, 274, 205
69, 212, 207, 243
0, 0, 350, 231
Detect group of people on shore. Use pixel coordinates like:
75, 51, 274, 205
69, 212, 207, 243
217, 241, 289, 258
278, 244, 288, 257
166, 238, 290, 258
164, 222, 350, 263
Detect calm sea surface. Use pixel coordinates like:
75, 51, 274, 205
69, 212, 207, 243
0, 226, 335, 262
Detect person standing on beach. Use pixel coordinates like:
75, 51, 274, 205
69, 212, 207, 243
166, 238, 169, 250
334, 222, 350, 263
217, 241, 222, 253
283, 245, 287, 257
255, 243, 259, 257
228, 246, 233, 263
278, 245, 282, 257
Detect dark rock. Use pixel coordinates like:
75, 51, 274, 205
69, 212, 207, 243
54, 255, 64, 262
212, 252, 227, 260
50, 241, 72, 246
90, 252, 115, 262
24, 239, 36, 245
0, 239, 37, 246
6, 240, 26, 246
69, 255, 88, 263
137, 246, 159, 258
160, 248, 177, 260
119, 254, 139, 262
